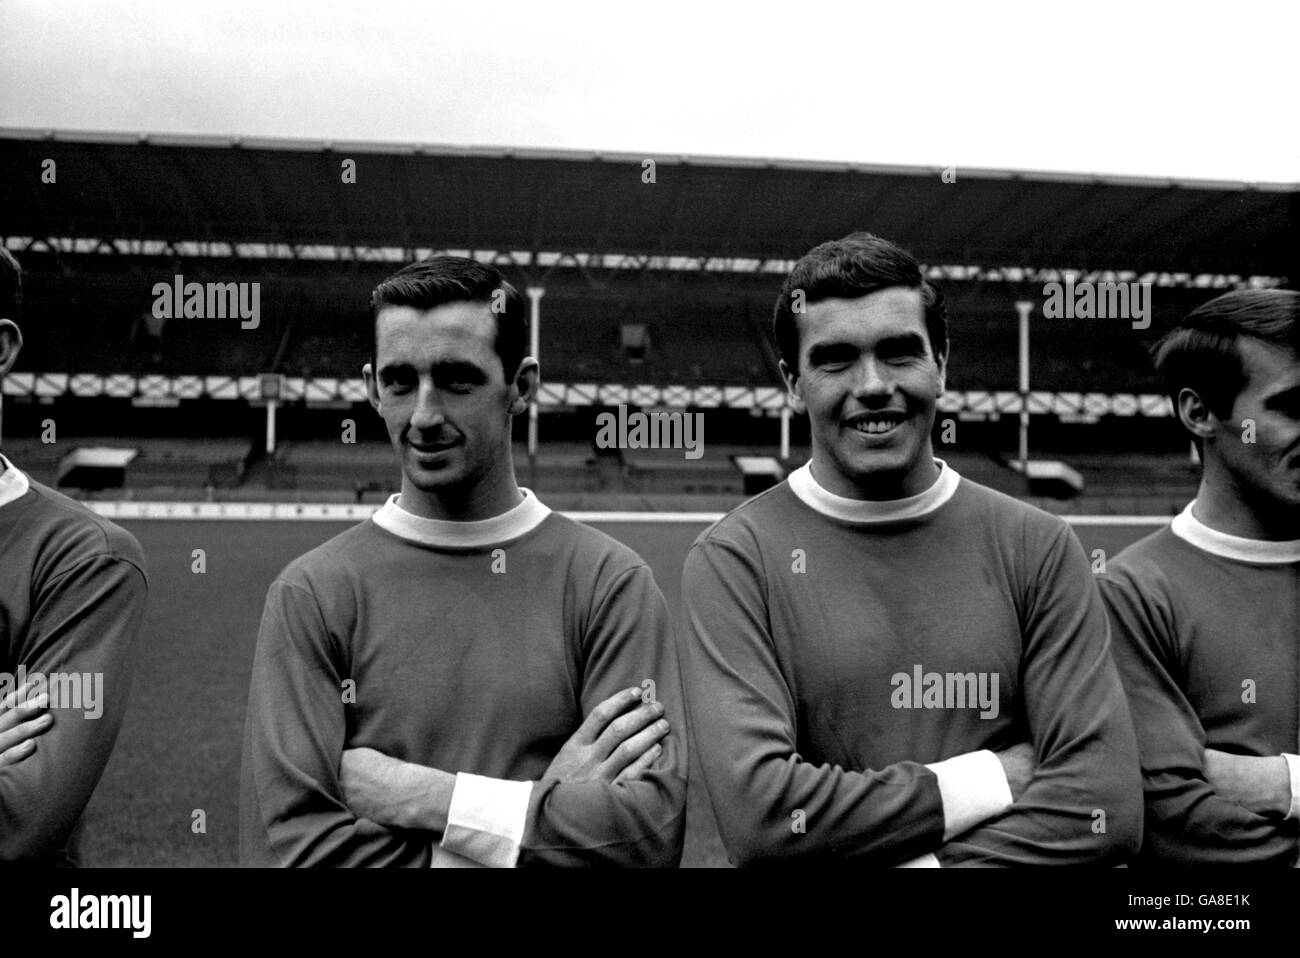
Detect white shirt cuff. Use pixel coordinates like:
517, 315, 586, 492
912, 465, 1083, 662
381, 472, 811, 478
428, 846, 484, 868
1282, 753, 1300, 821
925, 749, 1014, 841
437, 773, 534, 868
896, 852, 941, 868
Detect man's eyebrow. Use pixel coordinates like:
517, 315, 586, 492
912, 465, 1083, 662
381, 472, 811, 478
431, 359, 487, 378
806, 331, 927, 364
376, 360, 414, 379
875, 331, 928, 352
806, 341, 858, 364
376, 359, 486, 377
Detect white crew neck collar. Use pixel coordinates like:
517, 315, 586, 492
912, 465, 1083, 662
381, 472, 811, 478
372, 487, 551, 549
787, 458, 960, 524
1171, 501, 1300, 565
0, 454, 31, 509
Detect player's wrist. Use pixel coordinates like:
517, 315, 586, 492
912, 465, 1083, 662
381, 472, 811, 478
381, 761, 455, 831
1271, 755, 1296, 818
407, 766, 456, 831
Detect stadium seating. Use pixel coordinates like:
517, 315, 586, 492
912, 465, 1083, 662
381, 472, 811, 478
3, 436, 252, 490
13, 252, 1227, 397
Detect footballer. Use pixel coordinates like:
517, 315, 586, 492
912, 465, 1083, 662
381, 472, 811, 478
239, 256, 686, 867
0, 247, 148, 864
679, 232, 1143, 865
1099, 288, 1300, 864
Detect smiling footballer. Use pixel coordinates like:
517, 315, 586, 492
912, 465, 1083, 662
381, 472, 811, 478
680, 232, 1143, 866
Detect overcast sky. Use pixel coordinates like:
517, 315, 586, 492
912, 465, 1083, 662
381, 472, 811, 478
1, 0, 1296, 184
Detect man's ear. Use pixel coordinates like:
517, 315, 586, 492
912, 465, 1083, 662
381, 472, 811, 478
362, 362, 382, 415
0, 320, 23, 378
934, 343, 949, 395
778, 358, 806, 415
1176, 386, 1216, 443
508, 357, 539, 416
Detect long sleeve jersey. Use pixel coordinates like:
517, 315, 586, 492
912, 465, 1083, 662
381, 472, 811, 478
1099, 503, 1300, 865
680, 460, 1142, 866
239, 490, 686, 867
0, 455, 148, 864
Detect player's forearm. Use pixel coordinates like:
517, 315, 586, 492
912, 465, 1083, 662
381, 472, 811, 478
1203, 748, 1294, 817
244, 740, 434, 867
1, 561, 145, 861
257, 813, 433, 867
936, 688, 1143, 865
1137, 758, 1299, 865
0, 780, 87, 861
1143, 790, 1298, 865
521, 749, 687, 867
355, 758, 456, 834
939, 739, 1143, 865
0, 715, 125, 861
702, 746, 960, 866
688, 699, 993, 863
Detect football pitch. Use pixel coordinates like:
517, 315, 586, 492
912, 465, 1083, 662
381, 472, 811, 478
76, 514, 1162, 867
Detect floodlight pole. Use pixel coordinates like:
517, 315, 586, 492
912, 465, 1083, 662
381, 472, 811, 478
265, 399, 277, 455
779, 404, 790, 461
526, 287, 544, 489
1015, 300, 1034, 470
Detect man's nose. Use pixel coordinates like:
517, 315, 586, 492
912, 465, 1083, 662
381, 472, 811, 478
851, 356, 892, 399
409, 381, 446, 431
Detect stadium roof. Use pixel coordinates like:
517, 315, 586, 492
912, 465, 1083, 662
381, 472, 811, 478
1, 128, 1295, 279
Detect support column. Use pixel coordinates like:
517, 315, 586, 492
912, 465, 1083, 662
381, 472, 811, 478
526, 287, 544, 489
1015, 300, 1034, 469
265, 399, 278, 456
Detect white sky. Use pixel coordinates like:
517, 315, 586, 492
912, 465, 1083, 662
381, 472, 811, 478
1, 0, 1296, 184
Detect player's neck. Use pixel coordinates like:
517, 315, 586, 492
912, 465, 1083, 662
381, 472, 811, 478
811, 450, 940, 501
399, 472, 525, 523
1192, 475, 1300, 542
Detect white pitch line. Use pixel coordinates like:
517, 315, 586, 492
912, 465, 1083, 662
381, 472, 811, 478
1058, 515, 1170, 526
86, 501, 1171, 527
563, 512, 725, 523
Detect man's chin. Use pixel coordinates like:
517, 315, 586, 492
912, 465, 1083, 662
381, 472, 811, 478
840, 445, 912, 478
403, 459, 465, 492
817, 439, 939, 495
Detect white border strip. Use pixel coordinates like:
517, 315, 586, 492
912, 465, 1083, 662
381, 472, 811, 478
84, 501, 1170, 527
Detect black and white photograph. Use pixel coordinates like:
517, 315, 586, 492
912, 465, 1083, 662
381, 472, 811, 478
0, 0, 1296, 943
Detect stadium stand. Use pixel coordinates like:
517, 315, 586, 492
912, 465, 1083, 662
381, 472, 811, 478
0, 129, 1293, 511
5, 251, 1254, 394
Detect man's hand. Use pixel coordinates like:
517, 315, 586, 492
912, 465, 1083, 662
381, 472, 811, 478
543, 687, 669, 785
1204, 748, 1291, 817
0, 684, 52, 767
994, 743, 1036, 801
340, 747, 455, 832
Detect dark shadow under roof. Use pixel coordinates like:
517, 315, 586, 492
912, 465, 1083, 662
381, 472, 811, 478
1, 128, 1295, 278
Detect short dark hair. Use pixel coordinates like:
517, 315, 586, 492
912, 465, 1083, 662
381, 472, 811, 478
369, 257, 528, 378
773, 231, 947, 374
0, 247, 21, 321
1153, 288, 1300, 420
